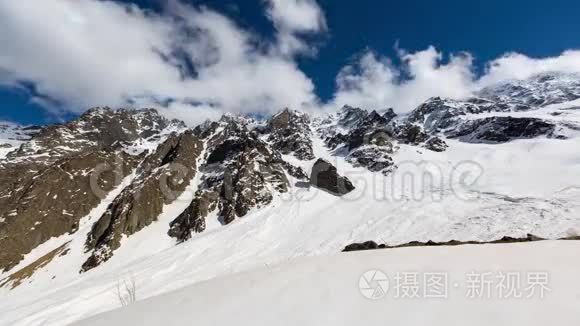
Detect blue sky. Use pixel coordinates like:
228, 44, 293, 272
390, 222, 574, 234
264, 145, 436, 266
1, 0, 580, 125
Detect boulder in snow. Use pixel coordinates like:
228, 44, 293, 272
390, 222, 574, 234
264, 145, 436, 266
424, 136, 448, 152
310, 159, 355, 196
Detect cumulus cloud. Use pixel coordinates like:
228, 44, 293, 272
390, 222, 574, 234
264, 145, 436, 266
329, 47, 474, 112
1, 0, 580, 124
265, 0, 327, 56
329, 47, 580, 113
478, 50, 580, 86
0, 0, 323, 125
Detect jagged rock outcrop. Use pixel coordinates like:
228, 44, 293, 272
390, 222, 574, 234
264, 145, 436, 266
478, 72, 580, 107
0, 108, 182, 272
0, 150, 137, 272
332, 105, 368, 129
316, 105, 453, 174
3, 71, 580, 277
408, 97, 492, 132
82, 131, 203, 271
168, 116, 300, 242
392, 122, 429, 144
446, 116, 556, 143
317, 106, 402, 174
310, 158, 355, 195
281, 161, 309, 180
424, 136, 448, 152
406, 89, 577, 144
8, 107, 184, 161
382, 108, 397, 122
265, 108, 315, 160
347, 146, 395, 174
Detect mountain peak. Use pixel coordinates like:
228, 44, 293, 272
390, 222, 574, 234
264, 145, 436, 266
2, 74, 580, 324
478, 71, 580, 107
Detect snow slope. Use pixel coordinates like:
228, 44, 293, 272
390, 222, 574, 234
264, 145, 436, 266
75, 240, 580, 326
2, 100, 580, 325
0, 122, 32, 158
2, 122, 580, 325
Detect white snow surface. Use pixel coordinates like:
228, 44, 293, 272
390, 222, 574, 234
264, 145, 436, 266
0, 121, 32, 159
75, 240, 580, 326
1, 102, 580, 325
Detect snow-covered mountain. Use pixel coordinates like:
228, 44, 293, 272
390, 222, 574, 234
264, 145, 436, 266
1, 72, 580, 325
0, 122, 41, 159
478, 71, 580, 108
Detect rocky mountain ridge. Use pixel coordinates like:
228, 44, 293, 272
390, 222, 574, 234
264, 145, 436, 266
1, 72, 580, 282
478, 72, 580, 108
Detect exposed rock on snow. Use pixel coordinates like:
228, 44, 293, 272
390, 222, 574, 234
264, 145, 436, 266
82, 131, 204, 271
447, 116, 556, 143
347, 146, 395, 174
407, 73, 580, 143
424, 136, 448, 152
310, 158, 355, 195
0, 242, 70, 289
0, 108, 182, 272
408, 97, 495, 132
8, 108, 184, 162
0, 71, 578, 274
0, 150, 136, 272
0, 122, 41, 142
343, 233, 553, 252
2, 72, 580, 326
478, 72, 580, 107
342, 240, 386, 252
168, 116, 296, 242
392, 122, 429, 144
0, 123, 41, 159
382, 107, 397, 122
265, 108, 315, 160
317, 105, 404, 174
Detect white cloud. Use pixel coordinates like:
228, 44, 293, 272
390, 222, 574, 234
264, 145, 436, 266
329, 47, 580, 113
329, 46, 475, 112
478, 50, 580, 86
0, 0, 321, 125
1, 0, 579, 124
265, 0, 327, 56
266, 0, 326, 33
